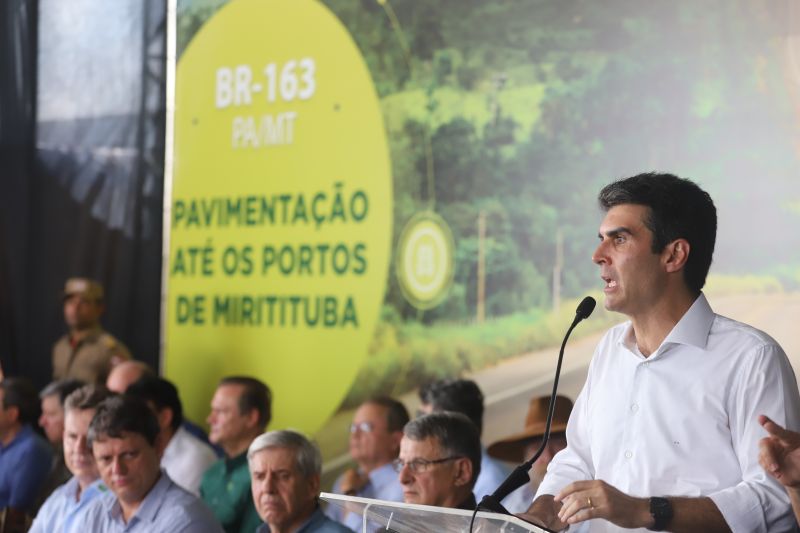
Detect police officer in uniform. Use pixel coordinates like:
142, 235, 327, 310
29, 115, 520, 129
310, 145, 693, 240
52, 278, 131, 384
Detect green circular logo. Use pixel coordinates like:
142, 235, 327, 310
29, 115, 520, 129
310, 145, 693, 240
396, 212, 455, 309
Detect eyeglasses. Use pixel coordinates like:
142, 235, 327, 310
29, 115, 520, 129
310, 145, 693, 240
349, 422, 374, 434
391, 456, 463, 474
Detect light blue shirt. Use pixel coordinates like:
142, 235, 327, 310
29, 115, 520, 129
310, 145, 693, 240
30, 477, 108, 533
326, 462, 402, 531
74, 471, 223, 532
473, 447, 511, 501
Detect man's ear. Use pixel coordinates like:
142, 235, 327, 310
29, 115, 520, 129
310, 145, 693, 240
662, 238, 690, 273
5, 405, 19, 424
389, 430, 404, 454
307, 473, 321, 497
246, 408, 261, 430
157, 408, 174, 432
453, 457, 473, 487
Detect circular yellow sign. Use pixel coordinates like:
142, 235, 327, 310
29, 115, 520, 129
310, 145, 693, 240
396, 212, 455, 309
166, 0, 392, 435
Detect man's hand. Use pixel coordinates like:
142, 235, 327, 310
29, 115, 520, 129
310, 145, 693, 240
758, 414, 800, 488
340, 468, 369, 496
554, 480, 652, 529
516, 495, 569, 532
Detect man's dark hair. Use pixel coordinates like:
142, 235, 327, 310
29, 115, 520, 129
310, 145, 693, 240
0, 378, 40, 425
219, 376, 272, 428
404, 412, 482, 487
126, 377, 183, 431
366, 396, 410, 433
40, 379, 85, 405
418, 379, 484, 435
64, 385, 115, 412
598, 172, 717, 294
87, 395, 160, 448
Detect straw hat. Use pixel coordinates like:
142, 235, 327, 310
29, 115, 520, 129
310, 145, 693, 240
487, 395, 573, 463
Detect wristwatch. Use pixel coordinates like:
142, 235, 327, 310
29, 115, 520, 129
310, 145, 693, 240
648, 497, 673, 531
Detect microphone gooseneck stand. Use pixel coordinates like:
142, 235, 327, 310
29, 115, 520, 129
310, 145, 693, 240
469, 296, 596, 533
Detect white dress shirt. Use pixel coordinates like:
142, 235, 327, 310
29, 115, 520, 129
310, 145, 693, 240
536, 293, 800, 533
162, 425, 218, 496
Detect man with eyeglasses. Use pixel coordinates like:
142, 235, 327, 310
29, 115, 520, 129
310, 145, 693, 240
326, 397, 409, 530
395, 412, 481, 510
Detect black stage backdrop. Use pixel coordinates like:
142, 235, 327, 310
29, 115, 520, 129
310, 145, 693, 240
0, 0, 166, 385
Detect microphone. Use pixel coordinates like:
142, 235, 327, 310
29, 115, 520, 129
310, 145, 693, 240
477, 296, 596, 517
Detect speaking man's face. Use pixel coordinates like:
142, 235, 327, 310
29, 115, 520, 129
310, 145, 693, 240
592, 204, 667, 317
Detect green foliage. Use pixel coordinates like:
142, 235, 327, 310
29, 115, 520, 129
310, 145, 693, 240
342, 294, 619, 408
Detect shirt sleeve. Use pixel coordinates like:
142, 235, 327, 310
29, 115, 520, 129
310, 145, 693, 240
708, 343, 800, 533
535, 352, 597, 498
8, 438, 53, 510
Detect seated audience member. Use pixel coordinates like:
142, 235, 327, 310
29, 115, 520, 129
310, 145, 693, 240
0, 378, 53, 531
30, 385, 114, 532
201, 376, 271, 533
37, 379, 85, 500
125, 376, 217, 495
396, 412, 481, 510
487, 395, 573, 514
106, 360, 216, 452
105, 360, 154, 393
417, 379, 509, 500
52, 278, 131, 384
74, 395, 223, 532
249, 430, 353, 533
759, 414, 800, 524
327, 397, 408, 530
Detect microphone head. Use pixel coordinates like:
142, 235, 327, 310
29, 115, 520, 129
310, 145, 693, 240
576, 296, 596, 320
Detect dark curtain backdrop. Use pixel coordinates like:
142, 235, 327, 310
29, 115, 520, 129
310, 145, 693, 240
0, 0, 166, 386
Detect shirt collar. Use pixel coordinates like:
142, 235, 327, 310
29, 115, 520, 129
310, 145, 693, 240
661, 293, 714, 350
106, 471, 171, 525
225, 451, 248, 471
620, 293, 714, 357
296, 504, 325, 533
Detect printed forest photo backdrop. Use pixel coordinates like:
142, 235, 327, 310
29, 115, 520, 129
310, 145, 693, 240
166, 0, 800, 458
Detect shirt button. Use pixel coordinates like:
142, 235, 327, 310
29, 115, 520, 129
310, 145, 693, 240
630, 403, 639, 413
625, 450, 633, 459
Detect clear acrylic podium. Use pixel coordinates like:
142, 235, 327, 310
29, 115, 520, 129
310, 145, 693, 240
321, 492, 549, 533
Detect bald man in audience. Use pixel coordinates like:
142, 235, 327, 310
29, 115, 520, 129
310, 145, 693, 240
105, 361, 153, 393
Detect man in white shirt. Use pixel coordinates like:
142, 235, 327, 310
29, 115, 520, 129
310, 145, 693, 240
125, 376, 217, 495
520, 172, 800, 533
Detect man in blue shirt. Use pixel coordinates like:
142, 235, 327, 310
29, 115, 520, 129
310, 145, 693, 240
73, 395, 223, 532
327, 397, 409, 530
0, 378, 53, 530
30, 384, 114, 533
248, 430, 352, 533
